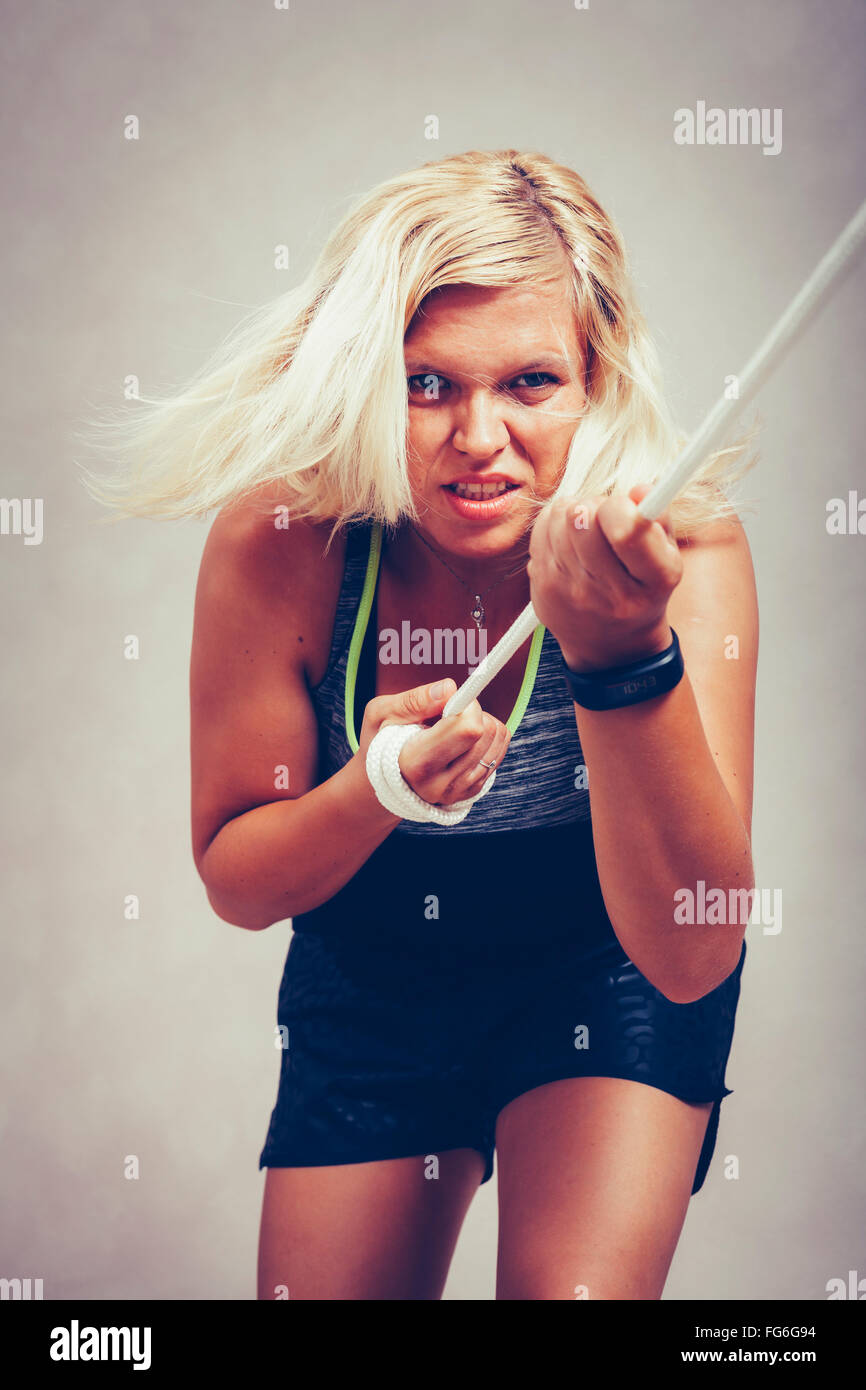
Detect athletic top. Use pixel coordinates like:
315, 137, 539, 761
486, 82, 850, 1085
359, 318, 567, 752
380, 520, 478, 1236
292, 519, 623, 961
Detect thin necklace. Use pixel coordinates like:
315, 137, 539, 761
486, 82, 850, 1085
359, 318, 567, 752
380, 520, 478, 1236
407, 523, 527, 632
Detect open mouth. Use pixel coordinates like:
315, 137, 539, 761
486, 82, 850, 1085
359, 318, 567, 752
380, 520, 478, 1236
445, 481, 520, 499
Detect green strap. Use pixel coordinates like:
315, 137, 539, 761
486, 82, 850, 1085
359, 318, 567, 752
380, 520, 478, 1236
344, 522, 383, 754
345, 521, 545, 753
505, 622, 546, 734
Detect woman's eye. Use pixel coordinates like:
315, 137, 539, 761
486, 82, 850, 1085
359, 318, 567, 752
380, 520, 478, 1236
510, 372, 559, 390
407, 373, 448, 399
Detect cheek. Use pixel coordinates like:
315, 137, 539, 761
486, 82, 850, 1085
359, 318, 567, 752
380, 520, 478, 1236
521, 441, 570, 503
406, 412, 445, 472
525, 427, 569, 479
529, 397, 583, 474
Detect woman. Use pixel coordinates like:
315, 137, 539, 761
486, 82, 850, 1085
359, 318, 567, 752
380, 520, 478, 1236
87, 149, 758, 1300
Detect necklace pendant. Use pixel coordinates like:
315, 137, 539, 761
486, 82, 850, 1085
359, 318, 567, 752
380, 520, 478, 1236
471, 596, 484, 629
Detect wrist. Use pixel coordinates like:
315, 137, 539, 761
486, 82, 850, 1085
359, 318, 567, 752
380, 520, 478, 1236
560, 626, 683, 712
560, 622, 674, 675
345, 749, 402, 828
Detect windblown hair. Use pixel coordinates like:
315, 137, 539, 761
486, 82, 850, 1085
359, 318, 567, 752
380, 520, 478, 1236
79, 149, 758, 539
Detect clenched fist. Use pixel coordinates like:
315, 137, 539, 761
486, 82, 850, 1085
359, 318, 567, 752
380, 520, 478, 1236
528, 483, 682, 672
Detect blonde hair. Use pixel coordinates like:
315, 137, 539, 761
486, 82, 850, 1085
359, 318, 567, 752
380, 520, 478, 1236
78, 148, 759, 539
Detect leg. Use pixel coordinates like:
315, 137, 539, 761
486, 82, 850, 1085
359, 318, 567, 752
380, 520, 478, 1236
495, 1076, 713, 1300
258, 1147, 486, 1300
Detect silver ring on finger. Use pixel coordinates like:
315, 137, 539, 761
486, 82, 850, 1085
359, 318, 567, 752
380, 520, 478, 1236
478, 757, 496, 770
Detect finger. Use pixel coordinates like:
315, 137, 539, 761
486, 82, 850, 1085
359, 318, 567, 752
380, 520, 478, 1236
423, 711, 498, 799
627, 482, 675, 537
376, 678, 456, 729
551, 495, 613, 588
400, 700, 488, 776
597, 493, 681, 589
434, 717, 510, 802
478, 719, 511, 780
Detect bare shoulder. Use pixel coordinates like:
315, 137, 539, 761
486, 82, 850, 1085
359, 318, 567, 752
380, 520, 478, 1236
194, 490, 349, 685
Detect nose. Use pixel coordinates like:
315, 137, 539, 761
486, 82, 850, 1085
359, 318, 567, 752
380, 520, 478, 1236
451, 388, 510, 457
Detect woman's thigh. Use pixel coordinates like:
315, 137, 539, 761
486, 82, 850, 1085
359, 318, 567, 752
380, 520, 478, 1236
494, 1076, 713, 1301
258, 1148, 486, 1300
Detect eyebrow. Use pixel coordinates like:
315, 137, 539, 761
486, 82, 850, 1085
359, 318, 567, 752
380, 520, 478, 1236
403, 353, 575, 378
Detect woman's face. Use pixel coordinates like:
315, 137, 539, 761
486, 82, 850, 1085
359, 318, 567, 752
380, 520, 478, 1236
403, 279, 587, 560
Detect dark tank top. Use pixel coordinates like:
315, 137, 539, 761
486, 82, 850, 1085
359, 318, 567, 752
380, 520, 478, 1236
292, 520, 626, 963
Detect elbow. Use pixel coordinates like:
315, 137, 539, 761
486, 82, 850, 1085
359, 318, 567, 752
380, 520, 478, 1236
652, 946, 744, 1005
197, 860, 286, 932
204, 885, 277, 932
640, 859, 755, 1004
196, 832, 292, 931
657, 976, 718, 1006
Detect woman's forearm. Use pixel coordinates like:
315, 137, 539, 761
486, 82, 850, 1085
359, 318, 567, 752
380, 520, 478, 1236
575, 671, 753, 1004
198, 752, 400, 930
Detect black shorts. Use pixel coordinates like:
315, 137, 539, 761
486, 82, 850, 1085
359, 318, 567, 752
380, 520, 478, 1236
259, 926, 745, 1194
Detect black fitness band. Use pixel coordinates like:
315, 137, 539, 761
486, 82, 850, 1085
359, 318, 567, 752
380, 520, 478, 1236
561, 628, 684, 711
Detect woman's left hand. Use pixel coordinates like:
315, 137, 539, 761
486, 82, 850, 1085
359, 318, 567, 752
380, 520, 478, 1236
527, 483, 683, 672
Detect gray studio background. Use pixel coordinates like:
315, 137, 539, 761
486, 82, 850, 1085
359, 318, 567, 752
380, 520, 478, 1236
1, 0, 864, 1300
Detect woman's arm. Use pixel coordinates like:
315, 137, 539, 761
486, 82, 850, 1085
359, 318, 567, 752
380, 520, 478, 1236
190, 504, 511, 930
529, 490, 758, 1004
574, 519, 757, 1002
190, 506, 398, 929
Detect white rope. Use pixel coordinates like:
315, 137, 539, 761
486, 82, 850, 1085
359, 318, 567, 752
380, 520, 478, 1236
365, 720, 496, 825
637, 197, 866, 521
366, 197, 866, 822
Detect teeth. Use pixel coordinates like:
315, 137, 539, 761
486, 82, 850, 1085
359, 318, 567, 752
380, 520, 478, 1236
452, 481, 512, 498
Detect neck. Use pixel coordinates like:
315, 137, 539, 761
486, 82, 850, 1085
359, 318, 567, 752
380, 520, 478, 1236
381, 521, 532, 626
